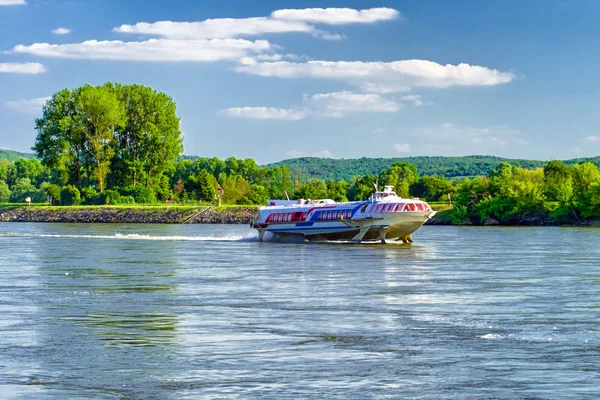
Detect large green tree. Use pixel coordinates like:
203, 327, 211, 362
76, 85, 124, 192
34, 83, 182, 195
112, 84, 182, 188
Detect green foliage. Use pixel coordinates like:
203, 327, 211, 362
268, 155, 600, 181
123, 185, 157, 204
378, 162, 418, 198
61, 185, 81, 205
9, 178, 45, 203
411, 176, 455, 201
184, 169, 216, 203
0, 180, 11, 203
452, 160, 600, 224
42, 183, 61, 202
450, 205, 468, 224
33, 83, 182, 195
0, 149, 35, 163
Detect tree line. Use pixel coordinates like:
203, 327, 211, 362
1, 83, 598, 224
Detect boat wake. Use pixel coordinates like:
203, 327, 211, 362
0, 231, 258, 242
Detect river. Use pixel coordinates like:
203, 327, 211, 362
0, 223, 598, 399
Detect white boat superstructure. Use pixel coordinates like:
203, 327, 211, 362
251, 186, 436, 243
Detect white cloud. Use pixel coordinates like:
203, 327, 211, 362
584, 135, 598, 143
401, 94, 433, 106
395, 143, 411, 153
0, 62, 46, 74
306, 91, 402, 116
113, 18, 314, 40
218, 106, 306, 121
235, 60, 516, 93
5, 96, 51, 114
219, 91, 402, 120
271, 7, 399, 25
0, 0, 26, 5
113, 7, 398, 40
11, 38, 270, 62
52, 27, 72, 35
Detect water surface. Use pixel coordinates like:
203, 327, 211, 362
0, 223, 599, 399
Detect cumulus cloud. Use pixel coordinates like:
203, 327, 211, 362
113, 18, 313, 40
113, 7, 398, 40
11, 38, 270, 62
52, 27, 72, 35
235, 60, 516, 93
0, 0, 26, 5
218, 106, 306, 121
584, 135, 598, 143
5, 96, 51, 113
306, 91, 402, 116
271, 7, 399, 25
395, 143, 411, 153
0, 62, 46, 74
219, 91, 402, 120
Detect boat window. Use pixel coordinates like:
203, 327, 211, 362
384, 204, 393, 212
407, 203, 416, 211
394, 203, 405, 212
416, 203, 425, 211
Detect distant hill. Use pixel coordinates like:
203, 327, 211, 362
0, 148, 36, 162
267, 155, 600, 181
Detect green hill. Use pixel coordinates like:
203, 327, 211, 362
0, 148, 36, 162
267, 155, 600, 181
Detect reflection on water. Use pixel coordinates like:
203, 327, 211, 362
0, 223, 599, 399
60, 313, 178, 348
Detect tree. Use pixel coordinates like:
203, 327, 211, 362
34, 88, 88, 188
295, 179, 328, 200
412, 176, 455, 201
76, 85, 124, 192
378, 162, 419, 197
185, 169, 216, 202
543, 160, 573, 203
112, 84, 182, 188
0, 180, 11, 203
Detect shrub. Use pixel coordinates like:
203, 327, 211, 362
61, 185, 81, 205
123, 185, 156, 204
81, 187, 101, 205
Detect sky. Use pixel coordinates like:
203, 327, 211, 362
0, 0, 599, 164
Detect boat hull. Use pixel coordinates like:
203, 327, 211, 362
259, 211, 435, 242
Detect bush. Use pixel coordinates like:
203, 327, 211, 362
102, 189, 121, 205
61, 185, 81, 205
42, 183, 61, 202
123, 185, 156, 204
81, 187, 101, 205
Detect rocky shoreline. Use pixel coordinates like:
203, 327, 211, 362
0, 206, 259, 224
1, 205, 597, 226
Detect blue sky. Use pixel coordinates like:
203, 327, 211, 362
1, 0, 599, 163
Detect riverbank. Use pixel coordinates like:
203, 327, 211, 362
0, 205, 258, 224
0, 204, 597, 226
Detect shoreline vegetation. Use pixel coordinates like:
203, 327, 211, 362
1, 83, 599, 227
1, 204, 598, 226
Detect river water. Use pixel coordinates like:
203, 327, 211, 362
0, 223, 598, 399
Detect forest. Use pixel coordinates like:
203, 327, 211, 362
1, 83, 599, 225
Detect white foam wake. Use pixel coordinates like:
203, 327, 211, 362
0, 231, 258, 242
